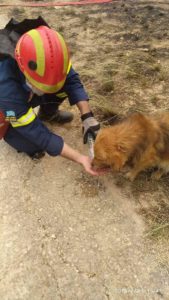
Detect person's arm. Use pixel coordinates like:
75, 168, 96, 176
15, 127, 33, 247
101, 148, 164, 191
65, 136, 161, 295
76, 100, 91, 115
1, 96, 107, 175
64, 67, 100, 143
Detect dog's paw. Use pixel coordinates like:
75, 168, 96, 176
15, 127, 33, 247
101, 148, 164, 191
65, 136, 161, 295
124, 171, 136, 182
151, 170, 163, 180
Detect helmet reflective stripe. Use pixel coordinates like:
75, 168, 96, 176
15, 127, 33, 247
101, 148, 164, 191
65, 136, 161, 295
25, 61, 72, 94
67, 61, 72, 74
55, 32, 69, 74
27, 29, 45, 77
24, 72, 66, 93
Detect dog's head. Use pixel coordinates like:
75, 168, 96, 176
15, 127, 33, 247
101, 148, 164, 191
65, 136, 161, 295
92, 128, 129, 171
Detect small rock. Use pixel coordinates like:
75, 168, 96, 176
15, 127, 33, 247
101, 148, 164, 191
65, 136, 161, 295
51, 234, 56, 239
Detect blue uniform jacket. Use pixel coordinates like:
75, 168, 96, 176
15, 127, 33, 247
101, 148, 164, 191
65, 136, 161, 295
0, 58, 88, 156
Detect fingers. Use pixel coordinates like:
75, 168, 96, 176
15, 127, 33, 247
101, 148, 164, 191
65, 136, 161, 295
82, 156, 110, 176
91, 168, 111, 176
86, 167, 110, 176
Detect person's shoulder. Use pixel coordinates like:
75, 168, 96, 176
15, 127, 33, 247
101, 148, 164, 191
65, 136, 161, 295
0, 58, 28, 102
0, 57, 18, 78
0, 57, 16, 66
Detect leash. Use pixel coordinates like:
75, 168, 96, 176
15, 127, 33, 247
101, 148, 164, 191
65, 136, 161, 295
0, 0, 114, 7
100, 113, 121, 125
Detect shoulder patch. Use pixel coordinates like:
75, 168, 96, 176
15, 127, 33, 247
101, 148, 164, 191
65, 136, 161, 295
5, 110, 17, 121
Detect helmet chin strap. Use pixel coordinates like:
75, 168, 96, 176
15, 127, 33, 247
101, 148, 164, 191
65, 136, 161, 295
26, 80, 44, 96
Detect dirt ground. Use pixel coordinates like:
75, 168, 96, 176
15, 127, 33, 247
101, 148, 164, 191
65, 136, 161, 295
0, 0, 169, 299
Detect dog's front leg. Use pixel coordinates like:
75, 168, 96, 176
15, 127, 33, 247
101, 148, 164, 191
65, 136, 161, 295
125, 149, 157, 181
125, 164, 150, 181
151, 168, 164, 180
125, 169, 141, 181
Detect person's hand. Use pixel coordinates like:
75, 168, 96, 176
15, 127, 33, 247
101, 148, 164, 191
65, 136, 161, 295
81, 112, 100, 144
80, 155, 109, 176
60, 143, 108, 176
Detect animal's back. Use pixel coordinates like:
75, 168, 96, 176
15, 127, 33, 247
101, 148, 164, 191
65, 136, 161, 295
104, 112, 156, 147
151, 111, 169, 159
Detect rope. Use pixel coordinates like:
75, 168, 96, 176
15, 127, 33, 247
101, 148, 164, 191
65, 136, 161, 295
0, 0, 113, 7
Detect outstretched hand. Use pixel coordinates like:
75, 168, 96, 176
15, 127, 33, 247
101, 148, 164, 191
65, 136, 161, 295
80, 155, 110, 176
60, 143, 109, 176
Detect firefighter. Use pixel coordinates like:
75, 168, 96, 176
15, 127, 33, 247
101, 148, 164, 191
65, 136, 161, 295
0, 17, 102, 176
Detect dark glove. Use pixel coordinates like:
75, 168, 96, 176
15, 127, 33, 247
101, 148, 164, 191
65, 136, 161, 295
81, 112, 100, 144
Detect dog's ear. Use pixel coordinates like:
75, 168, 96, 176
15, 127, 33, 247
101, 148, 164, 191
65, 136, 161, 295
117, 144, 127, 153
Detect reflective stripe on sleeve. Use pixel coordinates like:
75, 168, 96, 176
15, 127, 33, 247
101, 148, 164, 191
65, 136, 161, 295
56, 92, 67, 98
11, 107, 36, 128
55, 61, 71, 98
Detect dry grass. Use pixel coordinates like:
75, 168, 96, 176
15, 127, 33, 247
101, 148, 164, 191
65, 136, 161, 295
10, 7, 25, 18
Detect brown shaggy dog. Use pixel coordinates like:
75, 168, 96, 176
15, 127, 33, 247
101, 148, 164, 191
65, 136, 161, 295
92, 112, 169, 181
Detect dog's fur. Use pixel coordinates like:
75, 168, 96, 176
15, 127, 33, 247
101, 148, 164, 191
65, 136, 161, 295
92, 112, 169, 181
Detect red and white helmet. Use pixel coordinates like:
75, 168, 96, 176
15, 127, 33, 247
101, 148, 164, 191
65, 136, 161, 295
15, 26, 70, 93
